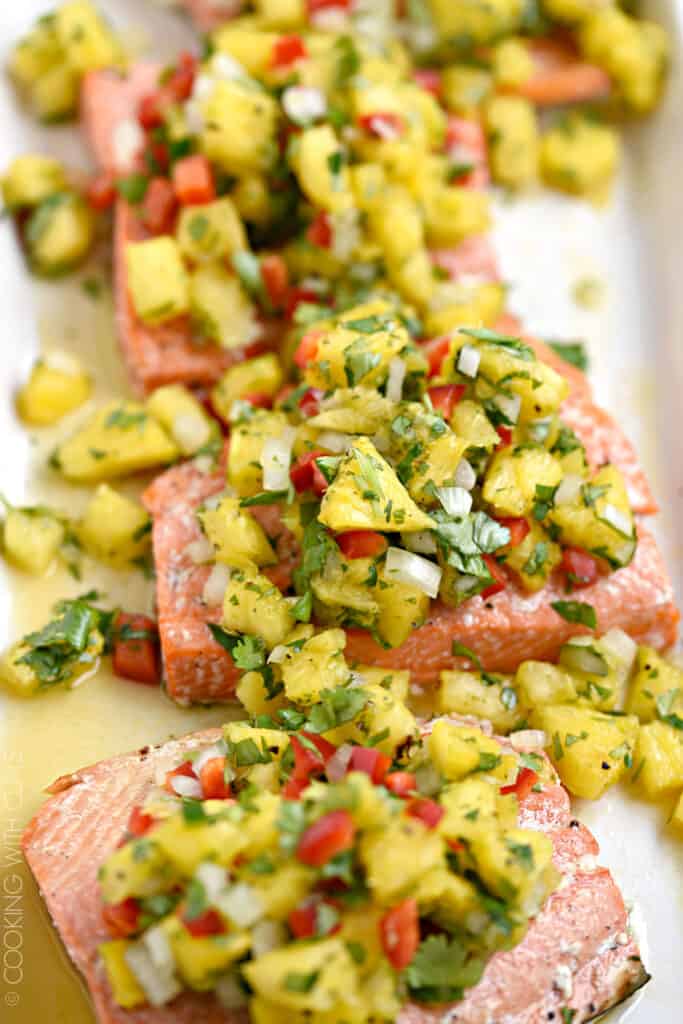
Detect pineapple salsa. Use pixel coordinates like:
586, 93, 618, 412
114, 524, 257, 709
96, 659, 562, 1016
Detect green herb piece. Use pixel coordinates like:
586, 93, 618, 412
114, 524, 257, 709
115, 173, 149, 204
546, 339, 588, 372
284, 970, 320, 993
239, 490, 290, 507
104, 407, 147, 430
451, 642, 483, 669
551, 601, 597, 629
458, 327, 535, 362
306, 686, 368, 734
228, 737, 273, 767
405, 934, 484, 1003
523, 541, 548, 576
184, 878, 208, 921
181, 799, 208, 824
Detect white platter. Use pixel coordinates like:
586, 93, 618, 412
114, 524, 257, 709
0, 2, 681, 1021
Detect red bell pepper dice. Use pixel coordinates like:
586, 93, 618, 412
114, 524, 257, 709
86, 171, 116, 211
260, 253, 289, 308
141, 177, 178, 235
427, 383, 466, 419
112, 612, 160, 685
290, 450, 329, 496
288, 902, 317, 938
127, 805, 155, 838
308, 0, 352, 10
168, 51, 198, 102
337, 531, 388, 560
380, 898, 419, 969
422, 335, 452, 377
199, 756, 232, 800
495, 516, 530, 548
480, 555, 507, 599
172, 154, 216, 206
164, 760, 197, 795
383, 771, 417, 797
297, 810, 355, 867
138, 91, 168, 130
500, 766, 539, 801
306, 211, 333, 248
407, 797, 444, 829
294, 328, 323, 368
560, 546, 600, 588
413, 68, 442, 96
357, 112, 406, 140
347, 746, 392, 784
103, 898, 141, 938
271, 34, 308, 68
182, 908, 225, 938
496, 425, 513, 449
298, 387, 324, 418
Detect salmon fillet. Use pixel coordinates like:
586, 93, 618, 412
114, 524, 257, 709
142, 456, 677, 703
22, 731, 648, 1024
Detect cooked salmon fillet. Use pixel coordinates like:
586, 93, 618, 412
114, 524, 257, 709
22, 730, 649, 1024
142, 453, 676, 703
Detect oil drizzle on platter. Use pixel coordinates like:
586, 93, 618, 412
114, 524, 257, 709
0, 278, 236, 1021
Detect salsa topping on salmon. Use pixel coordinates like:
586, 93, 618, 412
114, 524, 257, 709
95, 682, 565, 1016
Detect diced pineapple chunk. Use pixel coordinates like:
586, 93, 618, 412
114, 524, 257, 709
429, 720, 505, 781
503, 521, 562, 592
164, 917, 251, 992
633, 721, 683, 799
201, 79, 278, 176
147, 385, 218, 456
126, 237, 190, 324
360, 816, 444, 904
485, 96, 539, 189
550, 464, 636, 568
1, 154, 67, 208
469, 826, 557, 914
17, 355, 91, 426
53, 401, 178, 481
31, 62, 79, 122
670, 790, 683, 835
191, 263, 257, 349
199, 496, 275, 568
27, 192, 94, 274
211, 354, 283, 421
279, 628, 348, 704
3, 507, 64, 575
98, 941, 146, 1009
291, 125, 353, 213
78, 485, 150, 566
227, 409, 291, 495
318, 437, 434, 534
532, 704, 639, 799
515, 660, 578, 708
483, 447, 563, 517
439, 670, 521, 733
176, 197, 247, 264
626, 646, 683, 723
55, 1, 121, 73
374, 567, 430, 648
152, 813, 246, 875
244, 939, 359, 1012
222, 568, 295, 649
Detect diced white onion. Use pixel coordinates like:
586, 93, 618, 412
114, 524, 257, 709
554, 474, 583, 507
262, 427, 296, 491
184, 100, 204, 136
192, 73, 215, 102
454, 458, 476, 491
457, 344, 480, 378
202, 493, 223, 511
125, 943, 181, 1007
173, 413, 211, 455
268, 644, 289, 665
195, 861, 228, 904
370, 429, 390, 453
316, 431, 352, 453
203, 563, 232, 606
282, 85, 327, 124
251, 919, 288, 958
113, 117, 144, 172
509, 729, 548, 752
493, 392, 521, 425
310, 8, 349, 31
326, 743, 354, 782
212, 52, 248, 81
216, 883, 264, 928
386, 357, 406, 402
456, 574, 480, 595
185, 535, 214, 565
600, 502, 632, 537
384, 547, 442, 599
599, 628, 637, 669
142, 925, 175, 975
330, 208, 361, 260
194, 455, 213, 475
193, 743, 227, 775
42, 349, 82, 374
437, 486, 472, 518
170, 775, 203, 800
401, 530, 437, 555
215, 970, 248, 1010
